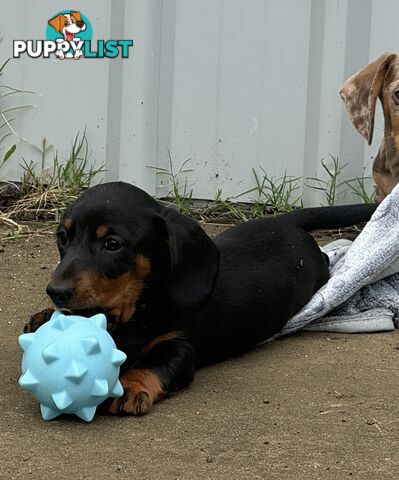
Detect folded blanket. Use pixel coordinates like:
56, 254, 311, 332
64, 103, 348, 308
273, 182, 399, 338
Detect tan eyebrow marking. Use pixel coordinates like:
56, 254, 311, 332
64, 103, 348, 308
96, 225, 109, 239
63, 219, 73, 230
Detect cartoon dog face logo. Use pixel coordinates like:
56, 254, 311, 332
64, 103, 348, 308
48, 11, 86, 59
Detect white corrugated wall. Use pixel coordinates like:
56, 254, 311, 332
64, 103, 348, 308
1, 0, 398, 204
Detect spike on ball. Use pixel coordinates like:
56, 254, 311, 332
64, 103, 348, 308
40, 404, 59, 421
110, 380, 124, 397
89, 313, 107, 330
42, 343, 59, 364
51, 390, 73, 410
64, 360, 88, 383
19, 370, 39, 390
19, 333, 35, 352
90, 379, 109, 396
75, 406, 97, 422
81, 336, 101, 354
111, 348, 127, 366
52, 314, 74, 332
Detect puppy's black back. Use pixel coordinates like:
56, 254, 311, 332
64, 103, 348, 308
193, 203, 376, 365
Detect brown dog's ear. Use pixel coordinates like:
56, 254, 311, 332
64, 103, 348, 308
70, 11, 82, 22
340, 52, 395, 145
160, 208, 219, 311
48, 14, 63, 32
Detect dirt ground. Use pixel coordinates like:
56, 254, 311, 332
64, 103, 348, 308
0, 225, 398, 480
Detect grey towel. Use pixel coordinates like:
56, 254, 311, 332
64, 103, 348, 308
273, 183, 399, 338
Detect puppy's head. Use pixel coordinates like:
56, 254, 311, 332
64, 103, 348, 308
46, 182, 219, 328
48, 12, 85, 40
340, 52, 399, 145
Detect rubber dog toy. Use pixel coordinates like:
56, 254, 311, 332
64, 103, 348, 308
18, 310, 126, 422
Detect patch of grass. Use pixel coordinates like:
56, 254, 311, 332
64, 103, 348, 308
148, 152, 194, 216
305, 155, 348, 206
5, 130, 105, 221
235, 168, 303, 216
21, 130, 104, 196
195, 169, 304, 224
199, 189, 249, 223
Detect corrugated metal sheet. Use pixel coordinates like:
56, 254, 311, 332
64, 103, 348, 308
1, 0, 399, 204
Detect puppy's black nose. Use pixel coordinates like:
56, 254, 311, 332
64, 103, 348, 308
76, 20, 84, 28
46, 284, 73, 307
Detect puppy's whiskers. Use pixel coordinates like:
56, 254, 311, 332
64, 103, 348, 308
30, 296, 52, 317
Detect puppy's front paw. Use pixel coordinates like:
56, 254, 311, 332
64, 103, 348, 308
56, 50, 65, 59
24, 308, 54, 333
108, 369, 165, 416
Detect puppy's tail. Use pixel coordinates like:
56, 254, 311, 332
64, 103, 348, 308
289, 204, 377, 232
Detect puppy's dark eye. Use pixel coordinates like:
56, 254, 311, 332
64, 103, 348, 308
394, 90, 399, 102
57, 230, 68, 247
64, 20, 68, 26
104, 238, 121, 252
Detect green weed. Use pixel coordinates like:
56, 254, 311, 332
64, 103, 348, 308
148, 152, 194, 216
345, 172, 375, 203
237, 168, 303, 215
306, 155, 348, 206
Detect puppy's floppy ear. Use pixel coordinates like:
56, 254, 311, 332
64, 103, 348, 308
160, 207, 219, 310
340, 52, 395, 145
48, 14, 63, 32
70, 11, 82, 22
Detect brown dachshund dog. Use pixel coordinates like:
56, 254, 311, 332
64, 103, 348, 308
340, 52, 399, 202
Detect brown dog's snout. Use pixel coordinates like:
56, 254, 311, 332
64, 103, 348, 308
46, 283, 74, 308
76, 20, 84, 28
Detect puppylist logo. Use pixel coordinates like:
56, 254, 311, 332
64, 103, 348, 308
13, 10, 133, 60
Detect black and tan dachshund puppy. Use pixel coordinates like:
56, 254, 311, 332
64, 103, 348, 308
25, 182, 376, 416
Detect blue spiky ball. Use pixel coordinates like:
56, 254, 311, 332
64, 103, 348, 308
18, 311, 127, 422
